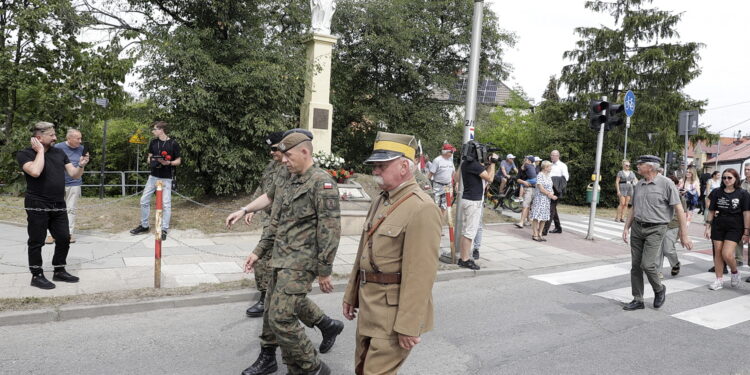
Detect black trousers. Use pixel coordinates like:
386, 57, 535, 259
25, 198, 70, 275
543, 199, 561, 233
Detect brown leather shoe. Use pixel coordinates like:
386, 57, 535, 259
45, 236, 55, 244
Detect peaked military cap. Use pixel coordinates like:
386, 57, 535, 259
636, 155, 662, 164
265, 131, 285, 146
364, 131, 418, 164
278, 131, 312, 152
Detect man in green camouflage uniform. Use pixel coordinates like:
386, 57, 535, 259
227, 131, 285, 317
241, 129, 341, 375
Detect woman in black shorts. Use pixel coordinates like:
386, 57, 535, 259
704, 168, 750, 290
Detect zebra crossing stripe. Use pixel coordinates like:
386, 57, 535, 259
682, 252, 715, 262
592, 272, 716, 303
581, 220, 625, 231
563, 221, 623, 238
561, 225, 611, 240
530, 260, 695, 285
672, 295, 750, 330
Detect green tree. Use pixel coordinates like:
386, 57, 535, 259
541, 75, 560, 103
86, 0, 515, 194
0, 0, 132, 192
86, 0, 312, 195
557, 0, 704, 206
331, 0, 515, 168
482, 89, 542, 158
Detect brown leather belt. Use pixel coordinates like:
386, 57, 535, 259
359, 270, 401, 285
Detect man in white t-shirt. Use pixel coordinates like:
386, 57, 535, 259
427, 144, 456, 214
544, 150, 569, 235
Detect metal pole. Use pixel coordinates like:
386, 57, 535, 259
99, 119, 108, 199
684, 112, 690, 168
624, 116, 630, 160
586, 96, 607, 240
664, 151, 669, 176
452, 0, 484, 263
136, 143, 140, 192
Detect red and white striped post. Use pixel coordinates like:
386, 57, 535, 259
154, 181, 163, 288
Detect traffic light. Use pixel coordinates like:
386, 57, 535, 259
589, 100, 608, 131
605, 103, 625, 130
666, 151, 676, 164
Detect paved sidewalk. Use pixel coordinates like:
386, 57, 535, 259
0, 218, 626, 299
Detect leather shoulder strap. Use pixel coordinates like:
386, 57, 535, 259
366, 191, 417, 273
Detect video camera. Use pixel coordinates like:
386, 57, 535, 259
460, 140, 501, 165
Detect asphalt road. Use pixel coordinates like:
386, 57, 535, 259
3, 261, 750, 375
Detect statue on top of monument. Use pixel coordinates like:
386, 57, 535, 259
311, 0, 336, 35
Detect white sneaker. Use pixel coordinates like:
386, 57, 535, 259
709, 278, 724, 290
731, 273, 741, 287
658, 272, 664, 279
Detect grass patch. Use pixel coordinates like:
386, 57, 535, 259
0, 194, 266, 234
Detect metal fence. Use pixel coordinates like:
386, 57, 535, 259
80, 170, 151, 197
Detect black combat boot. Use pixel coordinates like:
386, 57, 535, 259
304, 361, 331, 375
316, 315, 344, 354
246, 292, 265, 318
241, 345, 277, 375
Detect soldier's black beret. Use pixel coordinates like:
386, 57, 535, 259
265, 131, 285, 146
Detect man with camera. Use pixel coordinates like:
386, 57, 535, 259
130, 121, 181, 240
457, 142, 496, 270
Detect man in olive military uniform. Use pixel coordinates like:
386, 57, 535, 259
226, 131, 286, 317
342, 132, 442, 375
243, 130, 341, 375
622, 155, 693, 311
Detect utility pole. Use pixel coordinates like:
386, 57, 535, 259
96, 98, 109, 199
452, 0, 484, 263
586, 96, 607, 240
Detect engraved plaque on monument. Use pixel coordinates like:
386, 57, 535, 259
313, 108, 329, 130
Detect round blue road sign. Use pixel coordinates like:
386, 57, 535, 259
624, 90, 636, 117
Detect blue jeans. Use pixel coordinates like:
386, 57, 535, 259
140, 175, 172, 230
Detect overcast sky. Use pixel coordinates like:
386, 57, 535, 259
489, 0, 750, 137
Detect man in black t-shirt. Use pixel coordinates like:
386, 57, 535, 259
17, 121, 90, 289
130, 121, 182, 240
457, 153, 496, 270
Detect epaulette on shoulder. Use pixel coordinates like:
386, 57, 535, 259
412, 189, 430, 202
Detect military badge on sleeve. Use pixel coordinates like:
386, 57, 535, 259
326, 198, 339, 210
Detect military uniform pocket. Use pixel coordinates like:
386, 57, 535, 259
375, 224, 404, 259
283, 282, 312, 295
386, 289, 399, 306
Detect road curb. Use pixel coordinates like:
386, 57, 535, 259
0, 268, 514, 327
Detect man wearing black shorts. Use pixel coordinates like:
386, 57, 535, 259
17, 122, 90, 289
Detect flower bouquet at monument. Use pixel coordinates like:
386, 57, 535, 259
313, 151, 344, 169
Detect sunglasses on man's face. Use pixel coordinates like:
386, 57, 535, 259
723, 176, 734, 180
270, 146, 279, 152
